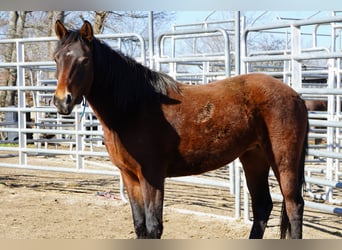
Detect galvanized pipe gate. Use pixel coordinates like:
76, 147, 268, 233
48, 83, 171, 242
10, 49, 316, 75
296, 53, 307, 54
0, 13, 341, 224
241, 14, 342, 218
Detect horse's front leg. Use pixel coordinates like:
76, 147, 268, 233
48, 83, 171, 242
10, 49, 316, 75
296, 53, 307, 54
120, 171, 148, 238
121, 170, 164, 239
140, 176, 165, 239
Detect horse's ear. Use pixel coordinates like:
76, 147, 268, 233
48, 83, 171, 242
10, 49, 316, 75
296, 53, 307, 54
80, 20, 94, 43
55, 20, 68, 40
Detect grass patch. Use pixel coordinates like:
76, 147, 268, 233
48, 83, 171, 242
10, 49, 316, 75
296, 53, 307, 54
0, 143, 18, 147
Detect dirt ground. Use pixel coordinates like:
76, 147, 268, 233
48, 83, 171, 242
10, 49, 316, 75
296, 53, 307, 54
0, 164, 341, 239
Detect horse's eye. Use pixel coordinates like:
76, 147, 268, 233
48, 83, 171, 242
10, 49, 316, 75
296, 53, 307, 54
53, 52, 61, 63
79, 57, 89, 65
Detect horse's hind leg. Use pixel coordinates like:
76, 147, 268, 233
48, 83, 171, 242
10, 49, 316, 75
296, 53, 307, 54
239, 146, 273, 239
274, 166, 304, 239
269, 135, 305, 239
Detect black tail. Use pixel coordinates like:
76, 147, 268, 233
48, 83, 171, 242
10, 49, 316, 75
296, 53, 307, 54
280, 119, 308, 239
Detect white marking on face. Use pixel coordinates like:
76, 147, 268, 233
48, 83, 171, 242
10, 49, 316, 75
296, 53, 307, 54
66, 50, 74, 57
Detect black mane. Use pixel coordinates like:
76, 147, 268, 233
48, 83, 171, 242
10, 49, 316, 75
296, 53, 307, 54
90, 36, 180, 112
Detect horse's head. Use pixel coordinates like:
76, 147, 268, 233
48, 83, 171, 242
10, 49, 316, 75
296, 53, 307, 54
53, 20, 94, 115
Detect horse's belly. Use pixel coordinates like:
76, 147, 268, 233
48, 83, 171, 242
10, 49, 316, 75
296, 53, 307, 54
166, 140, 251, 177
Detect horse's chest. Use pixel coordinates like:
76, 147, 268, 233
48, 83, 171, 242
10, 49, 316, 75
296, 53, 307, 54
102, 128, 135, 169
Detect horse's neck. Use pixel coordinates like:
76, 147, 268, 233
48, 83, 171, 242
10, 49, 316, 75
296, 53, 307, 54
86, 92, 112, 124
86, 90, 137, 132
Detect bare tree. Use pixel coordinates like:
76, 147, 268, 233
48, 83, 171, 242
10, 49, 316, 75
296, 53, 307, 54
0, 11, 27, 107
92, 11, 108, 34
74, 11, 174, 58
104, 11, 174, 58
48, 11, 65, 37
46, 11, 65, 58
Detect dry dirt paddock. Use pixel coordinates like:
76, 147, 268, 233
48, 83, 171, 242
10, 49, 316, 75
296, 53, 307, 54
0, 164, 341, 239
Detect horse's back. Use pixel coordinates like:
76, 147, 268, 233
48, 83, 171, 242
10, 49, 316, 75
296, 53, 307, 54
228, 73, 307, 121
163, 73, 307, 176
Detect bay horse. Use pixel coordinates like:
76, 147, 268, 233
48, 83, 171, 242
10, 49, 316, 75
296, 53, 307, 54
305, 100, 327, 112
305, 99, 327, 145
52, 20, 308, 239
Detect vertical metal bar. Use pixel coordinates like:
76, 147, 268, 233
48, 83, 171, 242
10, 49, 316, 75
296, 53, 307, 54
171, 34, 176, 79
217, 29, 231, 78
224, 33, 231, 78
313, 24, 319, 48
119, 174, 128, 203
16, 41, 26, 166
148, 11, 154, 69
327, 20, 337, 202
202, 61, 207, 84
290, 24, 302, 89
235, 11, 241, 76
333, 20, 341, 187
229, 163, 235, 195
155, 35, 163, 72
241, 29, 248, 74
234, 161, 241, 219
75, 110, 83, 170
326, 64, 335, 202
243, 171, 251, 223
336, 57, 342, 184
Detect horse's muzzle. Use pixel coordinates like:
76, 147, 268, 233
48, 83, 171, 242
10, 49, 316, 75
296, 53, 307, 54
53, 93, 73, 115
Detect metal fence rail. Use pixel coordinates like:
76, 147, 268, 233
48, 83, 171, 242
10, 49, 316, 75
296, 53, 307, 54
156, 28, 233, 83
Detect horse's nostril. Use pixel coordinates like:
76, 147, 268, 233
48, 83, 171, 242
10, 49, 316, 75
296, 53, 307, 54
66, 93, 72, 104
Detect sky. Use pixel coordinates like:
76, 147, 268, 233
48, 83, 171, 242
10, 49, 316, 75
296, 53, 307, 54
169, 10, 337, 53
175, 11, 215, 24
174, 11, 337, 27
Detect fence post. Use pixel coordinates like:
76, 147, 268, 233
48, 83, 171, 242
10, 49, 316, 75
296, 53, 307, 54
16, 40, 27, 166
290, 24, 302, 89
75, 109, 84, 171
234, 161, 241, 219
235, 11, 241, 76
